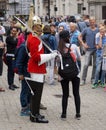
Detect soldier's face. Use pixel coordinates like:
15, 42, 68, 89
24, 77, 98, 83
33, 24, 42, 36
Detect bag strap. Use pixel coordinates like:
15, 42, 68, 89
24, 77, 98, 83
68, 44, 71, 53
77, 23, 81, 32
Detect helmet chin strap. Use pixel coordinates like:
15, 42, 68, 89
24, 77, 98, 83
33, 31, 39, 36
32, 32, 38, 37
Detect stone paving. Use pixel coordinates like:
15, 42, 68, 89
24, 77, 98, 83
0, 56, 106, 130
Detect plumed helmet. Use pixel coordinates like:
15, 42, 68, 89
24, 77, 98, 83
33, 15, 41, 25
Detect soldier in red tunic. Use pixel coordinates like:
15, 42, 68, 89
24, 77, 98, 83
26, 16, 58, 123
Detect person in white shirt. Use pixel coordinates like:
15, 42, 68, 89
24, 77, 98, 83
0, 24, 6, 42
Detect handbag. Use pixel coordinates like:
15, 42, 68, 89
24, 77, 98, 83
3, 53, 7, 65
12, 57, 18, 74
0, 48, 4, 57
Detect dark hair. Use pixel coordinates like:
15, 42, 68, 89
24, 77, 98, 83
68, 16, 76, 23
59, 30, 70, 39
84, 15, 89, 19
43, 25, 51, 34
58, 30, 70, 54
11, 26, 19, 32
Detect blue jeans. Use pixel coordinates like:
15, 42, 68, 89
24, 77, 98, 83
94, 56, 105, 84
82, 50, 96, 81
20, 79, 31, 108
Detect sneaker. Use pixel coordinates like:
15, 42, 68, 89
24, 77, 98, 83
20, 109, 30, 116
75, 113, 81, 120
92, 83, 98, 89
80, 80, 85, 86
98, 80, 101, 85
100, 83, 105, 88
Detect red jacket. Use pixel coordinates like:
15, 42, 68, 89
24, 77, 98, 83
27, 33, 46, 74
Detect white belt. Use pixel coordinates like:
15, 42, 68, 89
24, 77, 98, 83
6, 53, 15, 57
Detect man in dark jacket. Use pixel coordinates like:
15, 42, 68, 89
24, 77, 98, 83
16, 42, 31, 116
6, 26, 19, 90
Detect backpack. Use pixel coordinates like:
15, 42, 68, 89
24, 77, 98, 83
42, 34, 51, 54
58, 47, 79, 80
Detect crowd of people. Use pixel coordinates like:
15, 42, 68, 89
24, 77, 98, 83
0, 14, 106, 123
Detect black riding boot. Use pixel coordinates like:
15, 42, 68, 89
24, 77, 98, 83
26, 79, 48, 123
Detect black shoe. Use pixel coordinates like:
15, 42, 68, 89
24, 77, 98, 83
9, 85, 15, 91
13, 84, 19, 89
36, 116, 49, 123
61, 113, 66, 120
40, 104, 47, 110
75, 113, 81, 120
37, 114, 45, 119
30, 114, 48, 123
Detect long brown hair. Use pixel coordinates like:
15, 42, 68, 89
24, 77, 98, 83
58, 35, 70, 54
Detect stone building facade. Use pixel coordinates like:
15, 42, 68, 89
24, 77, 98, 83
34, 0, 88, 18
88, 0, 106, 21
0, 0, 105, 22
8, 0, 31, 16
0, 0, 8, 17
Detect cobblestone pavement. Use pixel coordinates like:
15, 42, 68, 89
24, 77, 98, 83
0, 56, 106, 130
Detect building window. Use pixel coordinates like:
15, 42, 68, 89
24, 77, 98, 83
77, 3, 82, 14
102, 6, 106, 19
63, 4, 65, 15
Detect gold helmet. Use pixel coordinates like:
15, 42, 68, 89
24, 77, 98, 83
32, 15, 41, 25
32, 16, 42, 36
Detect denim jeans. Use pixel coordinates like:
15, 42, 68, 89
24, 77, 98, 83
82, 50, 96, 81
94, 55, 106, 84
20, 79, 31, 108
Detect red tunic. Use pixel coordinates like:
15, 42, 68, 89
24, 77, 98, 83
27, 33, 46, 74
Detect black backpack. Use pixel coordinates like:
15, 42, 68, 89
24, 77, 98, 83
58, 47, 79, 80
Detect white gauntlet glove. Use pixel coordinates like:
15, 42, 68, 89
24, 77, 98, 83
39, 50, 58, 66
50, 50, 58, 59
